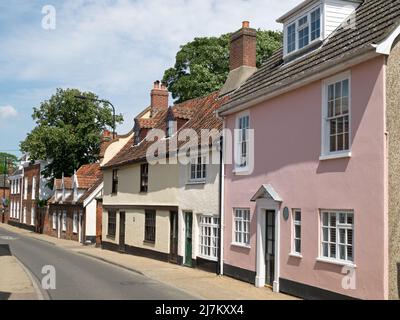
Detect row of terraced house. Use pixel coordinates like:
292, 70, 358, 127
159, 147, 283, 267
1, 0, 400, 300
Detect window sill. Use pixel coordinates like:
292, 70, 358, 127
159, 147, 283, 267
107, 235, 116, 240
198, 255, 218, 262
231, 243, 251, 249
289, 253, 303, 259
233, 167, 250, 175
319, 152, 352, 161
143, 240, 155, 245
316, 257, 357, 268
186, 180, 206, 186
284, 39, 323, 60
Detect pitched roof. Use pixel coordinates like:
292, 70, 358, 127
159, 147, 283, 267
78, 178, 103, 204
219, 0, 400, 114
103, 91, 228, 169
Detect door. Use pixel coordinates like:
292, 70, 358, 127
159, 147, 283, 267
119, 212, 126, 252
265, 210, 275, 287
184, 212, 193, 267
169, 211, 179, 264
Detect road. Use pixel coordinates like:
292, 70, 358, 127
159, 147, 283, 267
0, 226, 197, 300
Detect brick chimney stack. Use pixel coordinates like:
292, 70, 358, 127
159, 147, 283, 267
151, 80, 169, 116
229, 21, 257, 71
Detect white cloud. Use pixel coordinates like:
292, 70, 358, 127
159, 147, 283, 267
0, 0, 300, 136
0, 105, 18, 119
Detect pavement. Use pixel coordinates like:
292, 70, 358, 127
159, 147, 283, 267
0, 243, 38, 300
0, 223, 296, 300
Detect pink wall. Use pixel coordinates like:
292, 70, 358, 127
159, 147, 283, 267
223, 56, 387, 300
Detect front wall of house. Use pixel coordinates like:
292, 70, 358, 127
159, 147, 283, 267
103, 163, 180, 206
46, 204, 83, 242
224, 57, 387, 299
387, 36, 400, 300
177, 152, 221, 261
21, 164, 41, 227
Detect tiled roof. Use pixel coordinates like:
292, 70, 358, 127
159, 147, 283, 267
219, 0, 400, 113
55, 177, 73, 190
103, 91, 228, 169
78, 178, 103, 204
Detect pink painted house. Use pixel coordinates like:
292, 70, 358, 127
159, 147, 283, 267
218, 0, 400, 300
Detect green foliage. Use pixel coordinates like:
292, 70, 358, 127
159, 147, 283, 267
163, 30, 282, 103
20, 88, 123, 180
0, 152, 18, 174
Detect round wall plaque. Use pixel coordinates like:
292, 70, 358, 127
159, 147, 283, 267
283, 207, 290, 221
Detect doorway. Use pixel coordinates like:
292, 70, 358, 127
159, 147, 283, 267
184, 212, 193, 267
169, 211, 179, 264
119, 212, 126, 253
265, 210, 276, 287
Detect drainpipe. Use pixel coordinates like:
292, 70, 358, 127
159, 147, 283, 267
218, 119, 226, 276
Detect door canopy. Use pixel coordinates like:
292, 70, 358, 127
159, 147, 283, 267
250, 184, 282, 202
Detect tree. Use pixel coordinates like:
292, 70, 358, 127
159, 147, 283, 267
0, 152, 18, 174
20, 88, 123, 180
163, 30, 282, 103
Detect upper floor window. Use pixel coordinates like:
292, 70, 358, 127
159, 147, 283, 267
166, 120, 175, 138
112, 169, 118, 194
140, 163, 149, 193
24, 177, 28, 200
189, 156, 206, 182
284, 6, 321, 56
236, 114, 250, 169
322, 73, 350, 157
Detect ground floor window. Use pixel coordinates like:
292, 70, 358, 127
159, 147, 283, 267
73, 211, 78, 234
321, 210, 354, 263
108, 211, 116, 237
52, 212, 57, 230
292, 210, 301, 255
145, 210, 156, 243
23, 207, 26, 224
62, 211, 67, 232
233, 209, 250, 246
199, 215, 220, 260
31, 207, 35, 226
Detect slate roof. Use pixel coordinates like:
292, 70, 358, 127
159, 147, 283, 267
219, 0, 400, 114
103, 91, 228, 169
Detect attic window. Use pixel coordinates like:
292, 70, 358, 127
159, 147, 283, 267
284, 6, 322, 56
166, 120, 175, 138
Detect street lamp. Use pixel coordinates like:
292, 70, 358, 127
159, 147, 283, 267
74, 96, 117, 139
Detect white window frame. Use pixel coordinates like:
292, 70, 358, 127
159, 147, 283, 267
73, 211, 78, 234
62, 211, 67, 232
31, 206, 35, 226
319, 210, 355, 265
166, 119, 176, 138
284, 5, 323, 56
292, 209, 302, 256
32, 177, 36, 200
233, 208, 251, 247
234, 112, 250, 172
189, 156, 207, 183
199, 215, 220, 261
320, 71, 352, 160
24, 177, 28, 200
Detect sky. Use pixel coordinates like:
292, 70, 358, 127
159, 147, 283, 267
0, 0, 300, 157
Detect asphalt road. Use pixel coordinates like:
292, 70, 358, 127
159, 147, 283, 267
0, 226, 197, 300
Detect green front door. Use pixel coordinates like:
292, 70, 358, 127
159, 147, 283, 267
184, 212, 193, 267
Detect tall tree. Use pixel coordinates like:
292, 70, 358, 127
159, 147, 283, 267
0, 152, 18, 174
163, 30, 282, 103
20, 88, 123, 180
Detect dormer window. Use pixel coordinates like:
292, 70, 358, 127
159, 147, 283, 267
280, 0, 361, 58
166, 120, 175, 138
285, 6, 321, 56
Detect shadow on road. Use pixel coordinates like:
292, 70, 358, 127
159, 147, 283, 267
0, 244, 11, 257
0, 292, 11, 300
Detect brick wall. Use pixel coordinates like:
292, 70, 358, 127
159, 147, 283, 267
229, 23, 257, 71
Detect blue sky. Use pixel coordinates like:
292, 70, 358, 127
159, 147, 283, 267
0, 0, 299, 157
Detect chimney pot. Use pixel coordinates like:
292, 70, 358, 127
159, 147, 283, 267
151, 80, 169, 116
242, 21, 250, 28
